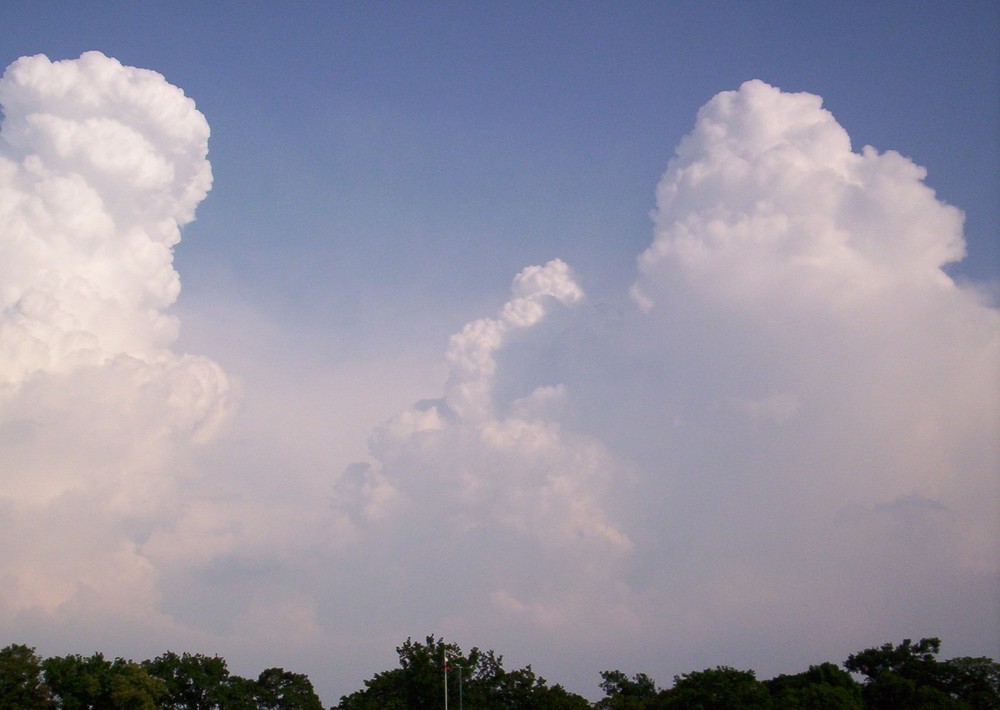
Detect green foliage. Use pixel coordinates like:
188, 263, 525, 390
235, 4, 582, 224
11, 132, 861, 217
142, 651, 233, 709
109, 660, 167, 710
766, 662, 862, 709
255, 667, 324, 709
596, 669, 664, 709
592, 638, 996, 710
336, 635, 591, 710
844, 637, 1000, 709
43, 652, 112, 708
845, 637, 944, 687
336, 667, 408, 710
0, 644, 53, 710
219, 674, 260, 710
336, 636, 452, 710
2, 634, 996, 710
540, 683, 594, 710
938, 656, 1000, 710
42, 650, 326, 709
663, 666, 773, 709
42, 653, 166, 710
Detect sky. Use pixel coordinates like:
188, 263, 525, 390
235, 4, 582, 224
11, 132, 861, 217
0, 1, 998, 704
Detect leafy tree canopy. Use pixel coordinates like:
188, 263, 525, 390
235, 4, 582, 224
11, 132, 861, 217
765, 662, 862, 710
845, 638, 999, 710
661, 666, 772, 709
0, 644, 52, 710
595, 669, 664, 710
336, 635, 590, 710
42, 652, 166, 710
1, 634, 996, 709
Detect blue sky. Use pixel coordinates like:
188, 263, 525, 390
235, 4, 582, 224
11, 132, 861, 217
1, 2, 998, 705
4, 2, 996, 331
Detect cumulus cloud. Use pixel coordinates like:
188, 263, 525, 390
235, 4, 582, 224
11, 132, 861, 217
1, 54, 996, 703
0, 52, 228, 623
341, 79, 999, 679
334, 259, 631, 640
628, 80, 998, 514
621, 80, 997, 669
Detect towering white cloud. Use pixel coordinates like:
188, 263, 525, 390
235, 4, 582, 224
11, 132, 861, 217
1, 54, 995, 703
630, 80, 997, 510
0, 52, 214, 379
0, 52, 228, 622
606, 82, 999, 667
343, 79, 999, 677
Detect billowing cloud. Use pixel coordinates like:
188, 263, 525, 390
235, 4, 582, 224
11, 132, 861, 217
628, 80, 997, 518
0, 52, 228, 624
341, 79, 999, 679
334, 259, 631, 638
1, 54, 995, 704
606, 80, 999, 671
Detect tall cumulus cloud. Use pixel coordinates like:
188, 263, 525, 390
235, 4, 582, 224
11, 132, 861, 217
0, 53, 996, 702
0, 52, 228, 626
613, 81, 999, 669
341, 80, 999, 676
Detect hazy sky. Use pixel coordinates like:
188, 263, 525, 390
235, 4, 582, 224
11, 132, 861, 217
1, 2, 998, 704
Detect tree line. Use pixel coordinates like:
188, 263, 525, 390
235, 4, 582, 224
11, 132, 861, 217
1, 636, 996, 709
0, 647, 322, 709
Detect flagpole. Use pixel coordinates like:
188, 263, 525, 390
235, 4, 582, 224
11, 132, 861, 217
443, 647, 449, 710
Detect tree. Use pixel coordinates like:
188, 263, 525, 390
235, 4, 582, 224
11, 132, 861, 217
43, 652, 114, 709
844, 637, 995, 709
845, 638, 944, 688
663, 666, 773, 710
493, 664, 559, 709
108, 660, 167, 710
142, 651, 234, 709
336, 635, 590, 709
255, 667, 324, 709
596, 670, 664, 710
4, 642, 328, 709
938, 656, 1000, 710
336, 667, 408, 710
0, 644, 53, 710
42, 653, 164, 710
538, 682, 593, 710
217, 674, 260, 710
337, 636, 454, 710
765, 662, 861, 709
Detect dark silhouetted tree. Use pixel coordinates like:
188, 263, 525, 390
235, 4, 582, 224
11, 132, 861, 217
0, 644, 53, 710
42, 652, 165, 709
938, 656, 1000, 710
142, 651, 233, 709
255, 667, 324, 709
336, 635, 589, 710
766, 662, 861, 709
663, 666, 773, 709
845, 638, 998, 709
596, 669, 664, 709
